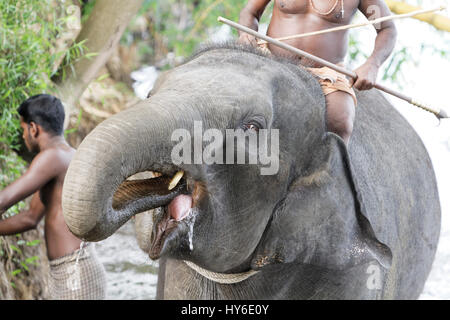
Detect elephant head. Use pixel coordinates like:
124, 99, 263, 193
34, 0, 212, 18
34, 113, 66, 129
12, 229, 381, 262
62, 43, 391, 276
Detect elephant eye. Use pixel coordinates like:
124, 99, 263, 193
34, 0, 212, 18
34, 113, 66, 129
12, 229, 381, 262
243, 123, 260, 132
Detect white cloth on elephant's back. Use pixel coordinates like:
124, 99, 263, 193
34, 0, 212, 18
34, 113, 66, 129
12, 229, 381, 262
131, 66, 159, 100
48, 243, 106, 300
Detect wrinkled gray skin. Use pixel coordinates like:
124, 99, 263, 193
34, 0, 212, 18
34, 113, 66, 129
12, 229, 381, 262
62, 43, 441, 299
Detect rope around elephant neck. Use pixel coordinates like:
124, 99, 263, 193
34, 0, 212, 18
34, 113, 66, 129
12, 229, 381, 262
184, 260, 260, 284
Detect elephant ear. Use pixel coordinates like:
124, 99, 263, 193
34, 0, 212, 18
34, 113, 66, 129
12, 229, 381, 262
251, 133, 392, 271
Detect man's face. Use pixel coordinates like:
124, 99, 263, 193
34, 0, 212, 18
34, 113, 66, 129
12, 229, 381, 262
20, 118, 38, 153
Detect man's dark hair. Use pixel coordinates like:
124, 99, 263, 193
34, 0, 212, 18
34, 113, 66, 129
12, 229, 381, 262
18, 94, 65, 136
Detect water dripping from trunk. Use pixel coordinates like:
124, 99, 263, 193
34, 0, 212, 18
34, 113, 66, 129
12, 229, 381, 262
187, 210, 196, 251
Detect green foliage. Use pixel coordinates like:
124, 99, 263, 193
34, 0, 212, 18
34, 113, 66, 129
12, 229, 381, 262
0, 153, 27, 218
80, 0, 97, 23
122, 0, 274, 63
0, 0, 86, 165
10, 236, 41, 279
382, 47, 409, 83
55, 39, 90, 83
1, 0, 54, 154
1, 234, 41, 289
0, 0, 85, 296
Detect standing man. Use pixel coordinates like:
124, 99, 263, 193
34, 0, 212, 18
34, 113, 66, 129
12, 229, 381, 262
0, 94, 106, 299
238, 0, 397, 145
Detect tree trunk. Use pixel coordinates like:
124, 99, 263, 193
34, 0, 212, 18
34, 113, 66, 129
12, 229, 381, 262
385, 0, 450, 32
54, 0, 144, 120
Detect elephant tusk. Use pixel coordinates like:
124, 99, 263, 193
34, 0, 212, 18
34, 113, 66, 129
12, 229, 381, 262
168, 171, 184, 190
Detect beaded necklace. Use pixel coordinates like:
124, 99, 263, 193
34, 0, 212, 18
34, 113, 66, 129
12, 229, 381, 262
309, 0, 344, 19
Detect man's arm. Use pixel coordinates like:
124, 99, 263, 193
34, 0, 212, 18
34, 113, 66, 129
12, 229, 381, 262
0, 192, 45, 235
0, 149, 62, 215
238, 0, 272, 46
353, 0, 398, 90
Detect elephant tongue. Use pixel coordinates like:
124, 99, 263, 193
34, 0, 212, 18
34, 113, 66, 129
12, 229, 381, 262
167, 194, 192, 221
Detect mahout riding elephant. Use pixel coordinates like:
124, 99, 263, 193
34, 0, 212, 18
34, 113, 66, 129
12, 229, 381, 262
62, 43, 440, 299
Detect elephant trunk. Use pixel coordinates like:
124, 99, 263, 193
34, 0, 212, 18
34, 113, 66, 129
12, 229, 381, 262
62, 101, 185, 242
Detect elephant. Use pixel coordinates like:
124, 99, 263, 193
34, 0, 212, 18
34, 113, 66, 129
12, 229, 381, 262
62, 43, 441, 299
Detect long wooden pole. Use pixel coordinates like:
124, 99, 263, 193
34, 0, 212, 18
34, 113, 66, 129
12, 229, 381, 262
257, 5, 446, 45
217, 16, 448, 120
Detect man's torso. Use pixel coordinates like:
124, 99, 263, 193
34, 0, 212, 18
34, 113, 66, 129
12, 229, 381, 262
38, 144, 80, 260
267, 0, 361, 66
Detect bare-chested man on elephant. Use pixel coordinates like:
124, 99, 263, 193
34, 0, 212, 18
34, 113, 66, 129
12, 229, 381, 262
239, 0, 397, 145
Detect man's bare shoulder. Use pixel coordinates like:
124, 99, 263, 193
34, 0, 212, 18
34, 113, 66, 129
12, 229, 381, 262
30, 144, 75, 175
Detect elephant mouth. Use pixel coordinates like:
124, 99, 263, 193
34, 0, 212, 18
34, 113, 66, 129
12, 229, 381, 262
148, 201, 196, 260
113, 170, 205, 260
